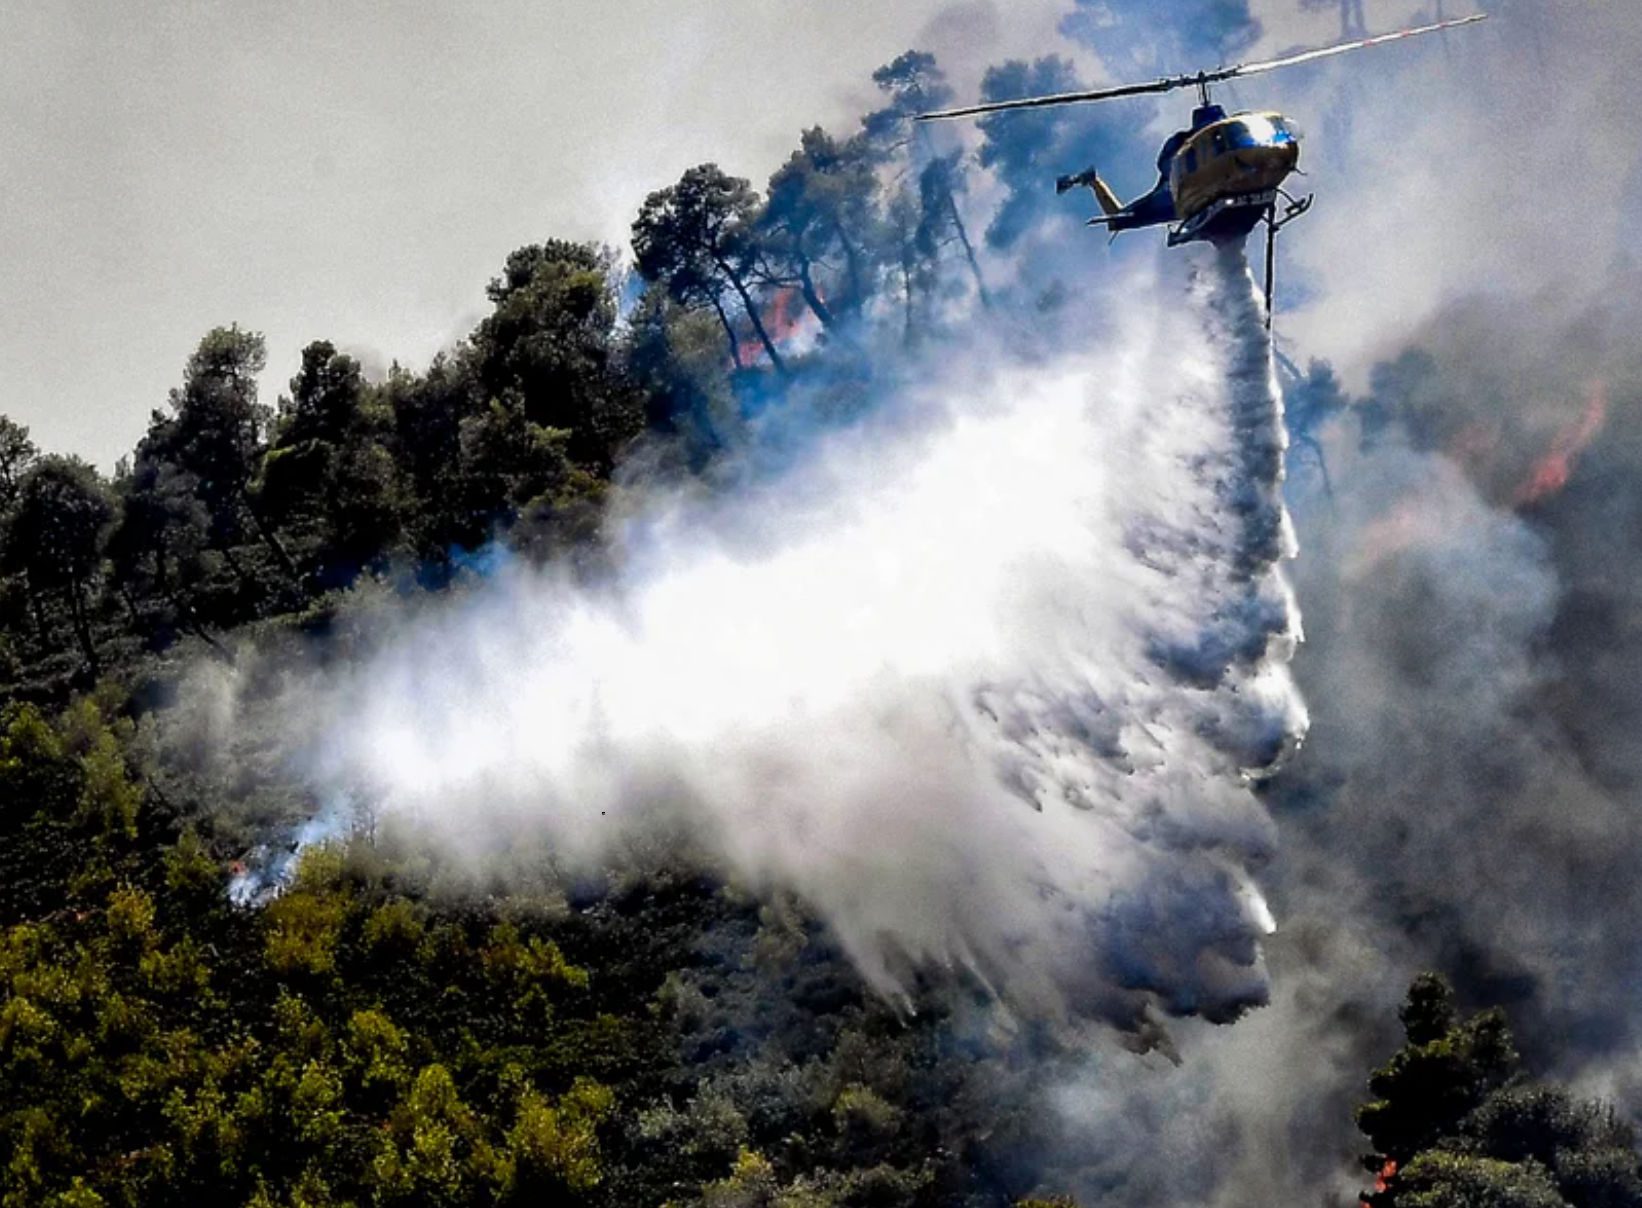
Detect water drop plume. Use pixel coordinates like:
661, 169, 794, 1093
226, 241, 1306, 1032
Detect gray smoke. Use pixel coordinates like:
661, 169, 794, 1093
1282, 274, 1642, 1097
1028, 265, 1642, 1208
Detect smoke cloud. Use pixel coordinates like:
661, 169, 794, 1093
193, 243, 1305, 1036
1028, 207, 1642, 1208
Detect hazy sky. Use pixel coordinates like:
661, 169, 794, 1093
3, 1, 1631, 468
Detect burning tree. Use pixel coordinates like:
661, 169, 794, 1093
758, 126, 881, 330
1356, 974, 1642, 1206
632, 164, 788, 375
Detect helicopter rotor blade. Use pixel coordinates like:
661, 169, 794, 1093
915, 75, 1190, 122
1216, 12, 1487, 84
914, 12, 1486, 122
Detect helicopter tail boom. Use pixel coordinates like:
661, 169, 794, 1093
1056, 167, 1125, 217
1091, 174, 1124, 217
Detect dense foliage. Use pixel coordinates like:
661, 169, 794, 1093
0, 690, 1088, 1206
1357, 975, 1642, 1208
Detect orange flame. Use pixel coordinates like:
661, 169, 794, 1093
1375, 1158, 1398, 1192
1360, 1157, 1398, 1205
1515, 381, 1607, 506
765, 286, 802, 343
731, 287, 810, 369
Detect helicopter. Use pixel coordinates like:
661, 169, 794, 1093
917, 13, 1487, 321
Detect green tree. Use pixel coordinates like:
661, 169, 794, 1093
0, 417, 38, 512
468, 242, 642, 473
382, 354, 480, 559
864, 51, 990, 314
454, 395, 594, 554
1, 458, 113, 673
623, 286, 738, 457
759, 128, 882, 327
1395, 1153, 1565, 1208
1359, 975, 1642, 1207
1358, 974, 1520, 1174
280, 339, 367, 448
0, 417, 44, 645
261, 340, 402, 586
161, 327, 305, 596
0, 695, 634, 1208
107, 434, 228, 651
632, 164, 787, 374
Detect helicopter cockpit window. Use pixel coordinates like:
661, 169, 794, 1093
1272, 117, 1302, 143
1223, 115, 1299, 147
1226, 115, 1281, 148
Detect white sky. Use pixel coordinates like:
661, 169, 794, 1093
2, 1, 1634, 467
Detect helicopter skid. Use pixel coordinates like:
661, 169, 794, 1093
1167, 188, 1278, 247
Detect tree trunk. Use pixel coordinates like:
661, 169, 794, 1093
218, 542, 262, 595
240, 489, 309, 598
900, 250, 917, 348
168, 587, 232, 661
708, 295, 744, 369
719, 261, 788, 376
834, 228, 867, 317
66, 579, 99, 677
154, 550, 229, 660
22, 569, 49, 650
117, 583, 142, 627
945, 189, 991, 310
797, 259, 836, 329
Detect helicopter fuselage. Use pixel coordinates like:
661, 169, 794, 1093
1165, 109, 1301, 244
1068, 104, 1303, 245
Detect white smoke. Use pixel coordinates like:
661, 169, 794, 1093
236, 241, 1304, 1030
227, 792, 361, 905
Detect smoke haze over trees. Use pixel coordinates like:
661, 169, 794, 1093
3, 1, 1642, 1205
